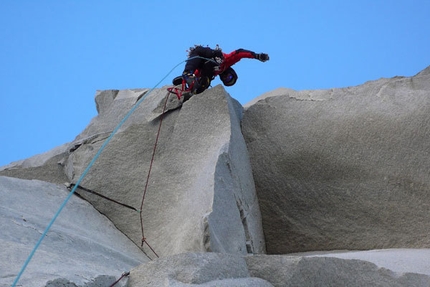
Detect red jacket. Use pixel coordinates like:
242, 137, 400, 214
184, 46, 257, 78
218, 49, 256, 75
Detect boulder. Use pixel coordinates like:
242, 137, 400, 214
1, 85, 266, 258
242, 66, 430, 253
0, 176, 148, 287
67, 85, 265, 257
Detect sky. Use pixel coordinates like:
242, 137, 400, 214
1, 1, 429, 167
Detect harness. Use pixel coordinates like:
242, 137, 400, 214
167, 55, 223, 99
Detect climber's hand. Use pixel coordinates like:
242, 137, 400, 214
256, 53, 270, 62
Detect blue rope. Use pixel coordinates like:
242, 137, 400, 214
11, 58, 189, 287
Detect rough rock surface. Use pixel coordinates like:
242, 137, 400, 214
1, 85, 265, 258
2, 66, 430, 286
242, 67, 430, 254
0, 176, 147, 287
128, 252, 430, 287
67, 85, 265, 257
129, 252, 273, 287
301, 248, 430, 276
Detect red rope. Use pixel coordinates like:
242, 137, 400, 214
109, 271, 130, 287
139, 92, 171, 259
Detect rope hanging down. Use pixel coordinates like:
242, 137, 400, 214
138, 90, 171, 259
12, 56, 216, 286
11, 58, 188, 287
109, 271, 130, 287
137, 56, 217, 256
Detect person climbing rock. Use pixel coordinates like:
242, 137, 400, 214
181, 45, 269, 94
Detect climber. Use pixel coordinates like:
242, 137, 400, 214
181, 45, 269, 94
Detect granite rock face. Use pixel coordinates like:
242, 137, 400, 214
128, 252, 430, 287
1, 85, 265, 259
242, 67, 430, 254
65, 85, 265, 257
0, 176, 147, 287
2, 66, 430, 286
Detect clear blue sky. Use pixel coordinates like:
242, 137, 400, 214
1, 1, 429, 166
